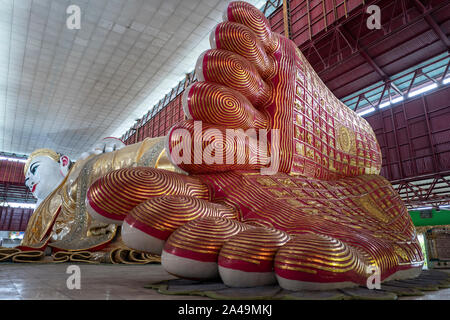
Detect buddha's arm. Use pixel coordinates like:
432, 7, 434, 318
21, 137, 174, 248
68, 136, 174, 188
57, 136, 176, 236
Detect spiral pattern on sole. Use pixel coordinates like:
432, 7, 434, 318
226, 1, 276, 52
198, 49, 271, 108
213, 22, 275, 79
167, 120, 270, 174
184, 81, 268, 129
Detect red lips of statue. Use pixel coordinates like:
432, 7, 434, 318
31, 183, 38, 193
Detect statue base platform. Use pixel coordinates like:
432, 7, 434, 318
145, 269, 450, 300
0, 247, 160, 264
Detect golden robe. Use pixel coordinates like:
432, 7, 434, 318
20, 136, 178, 252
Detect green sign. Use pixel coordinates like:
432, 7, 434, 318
409, 209, 450, 226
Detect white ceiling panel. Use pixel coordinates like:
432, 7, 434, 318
0, 0, 265, 158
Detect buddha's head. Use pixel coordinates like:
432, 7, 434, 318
24, 149, 72, 202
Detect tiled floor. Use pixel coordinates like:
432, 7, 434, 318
398, 269, 450, 300
0, 263, 449, 300
399, 287, 450, 300
0, 263, 211, 300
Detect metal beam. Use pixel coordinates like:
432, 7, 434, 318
412, 0, 450, 50
282, 0, 291, 39
305, 0, 448, 91
338, 25, 403, 94
394, 176, 450, 208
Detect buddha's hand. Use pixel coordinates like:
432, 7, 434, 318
79, 137, 126, 160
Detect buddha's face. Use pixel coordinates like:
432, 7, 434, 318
25, 155, 70, 201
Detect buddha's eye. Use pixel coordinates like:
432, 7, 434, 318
30, 163, 39, 175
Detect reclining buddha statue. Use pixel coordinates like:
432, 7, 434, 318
12, 1, 423, 289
